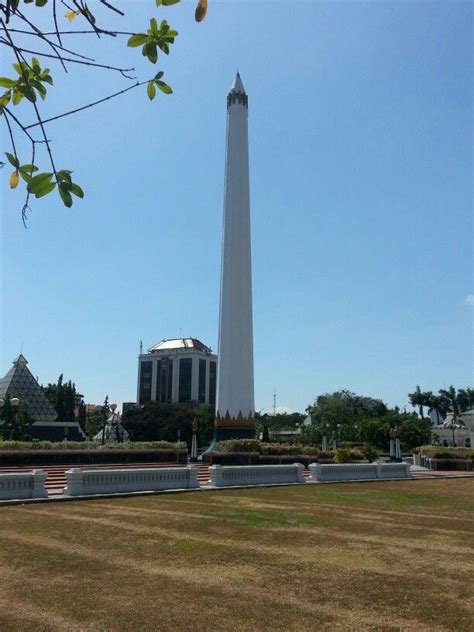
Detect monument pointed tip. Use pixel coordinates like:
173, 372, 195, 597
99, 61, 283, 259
230, 71, 245, 94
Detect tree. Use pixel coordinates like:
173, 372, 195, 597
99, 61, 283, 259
42, 373, 77, 422
456, 388, 474, 412
438, 386, 460, 416
1, 0, 207, 223
122, 401, 214, 447
86, 406, 108, 438
255, 412, 305, 434
0, 396, 32, 440
307, 390, 387, 428
408, 385, 432, 420
357, 410, 429, 451
426, 393, 445, 425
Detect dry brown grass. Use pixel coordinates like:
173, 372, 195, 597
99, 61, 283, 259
0, 479, 473, 631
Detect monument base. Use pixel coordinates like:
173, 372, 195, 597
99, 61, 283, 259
206, 411, 255, 451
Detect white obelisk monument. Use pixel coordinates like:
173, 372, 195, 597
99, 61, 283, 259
214, 73, 255, 442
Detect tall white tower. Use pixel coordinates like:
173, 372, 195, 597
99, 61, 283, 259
214, 72, 255, 441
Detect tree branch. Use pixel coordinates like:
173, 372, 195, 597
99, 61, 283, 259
13, 6, 68, 72
0, 38, 135, 76
3, 107, 18, 161
52, 0, 62, 46
24, 80, 149, 130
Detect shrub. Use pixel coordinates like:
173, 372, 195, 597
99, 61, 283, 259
419, 446, 473, 460
214, 439, 262, 453
0, 440, 186, 451
360, 443, 379, 462
300, 446, 320, 456
260, 443, 302, 456
318, 451, 335, 460
334, 447, 352, 463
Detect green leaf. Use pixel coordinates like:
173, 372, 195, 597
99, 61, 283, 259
12, 89, 22, 105
27, 172, 53, 194
18, 84, 36, 103
147, 81, 156, 101
155, 0, 162, 5
154, 71, 164, 81
19, 163, 39, 184
19, 171, 32, 184
157, 40, 170, 55
127, 33, 148, 47
162, 0, 181, 5
143, 42, 158, 64
58, 184, 73, 207
70, 183, 84, 198
35, 181, 56, 198
31, 80, 47, 99
156, 80, 172, 94
36, 0, 48, 6
31, 57, 41, 74
0, 92, 11, 107
19, 164, 38, 173
0, 77, 16, 88
150, 18, 158, 35
5, 152, 19, 168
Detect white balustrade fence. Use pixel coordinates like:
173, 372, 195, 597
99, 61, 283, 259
308, 462, 411, 483
0, 470, 48, 500
208, 464, 305, 487
376, 462, 411, 479
64, 466, 200, 496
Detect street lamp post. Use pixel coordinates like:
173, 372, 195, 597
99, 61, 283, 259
191, 418, 198, 463
333, 423, 341, 451
320, 422, 328, 452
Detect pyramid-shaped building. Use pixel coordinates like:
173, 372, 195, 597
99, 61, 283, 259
0, 355, 85, 441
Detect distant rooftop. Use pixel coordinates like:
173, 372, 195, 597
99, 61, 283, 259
147, 338, 212, 354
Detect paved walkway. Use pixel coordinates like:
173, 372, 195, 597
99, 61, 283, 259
410, 465, 474, 479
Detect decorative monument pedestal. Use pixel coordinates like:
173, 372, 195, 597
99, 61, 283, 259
213, 412, 255, 443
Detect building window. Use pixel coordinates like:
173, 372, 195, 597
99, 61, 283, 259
155, 359, 162, 401
160, 356, 173, 402
139, 361, 152, 404
199, 359, 206, 404
209, 361, 216, 407
179, 358, 192, 403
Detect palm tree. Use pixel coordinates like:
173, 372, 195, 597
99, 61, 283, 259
427, 394, 448, 425
408, 385, 430, 419
439, 386, 459, 416
456, 388, 474, 413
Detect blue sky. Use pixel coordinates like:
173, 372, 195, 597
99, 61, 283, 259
1, 1, 472, 413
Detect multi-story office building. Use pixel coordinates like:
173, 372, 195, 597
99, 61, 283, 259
137, 338, 217, 407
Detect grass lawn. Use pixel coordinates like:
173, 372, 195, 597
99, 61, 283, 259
0, 479, 473, 631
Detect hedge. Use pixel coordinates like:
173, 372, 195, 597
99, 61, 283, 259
418, 446, 474, 460
0, 440, 186, 451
